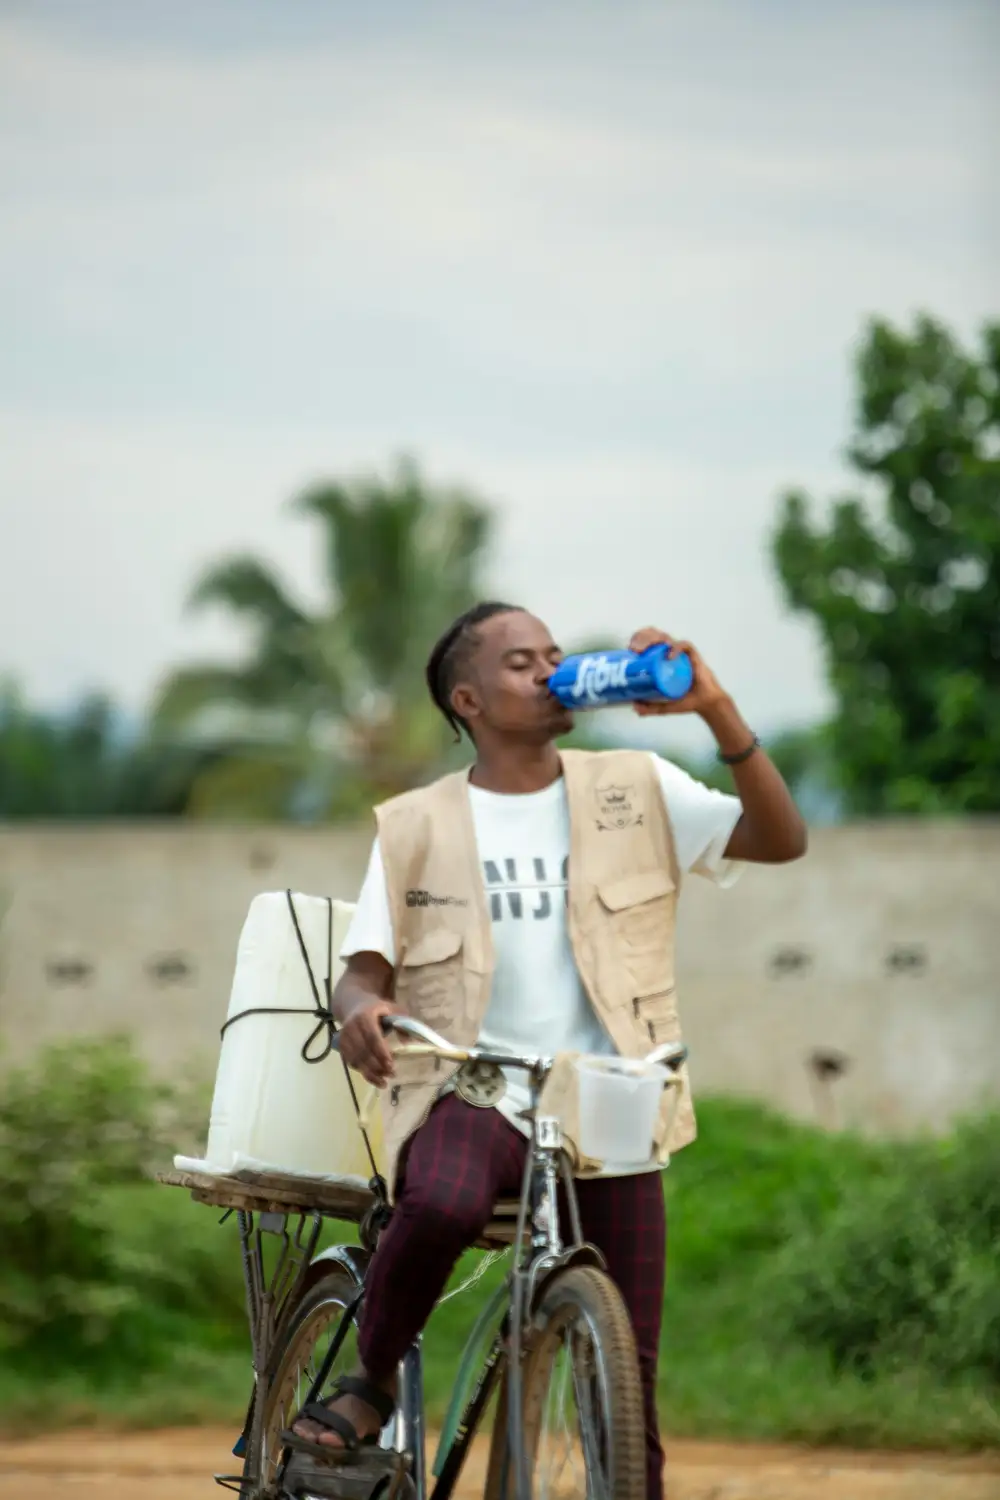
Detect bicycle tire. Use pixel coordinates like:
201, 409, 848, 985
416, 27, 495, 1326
483, 1264, 646, 1500
241, 1266, 363, 1498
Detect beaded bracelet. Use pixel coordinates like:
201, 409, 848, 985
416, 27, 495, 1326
717, 734, 760, 766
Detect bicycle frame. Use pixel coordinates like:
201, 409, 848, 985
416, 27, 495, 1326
400, 1057, 603, 1500
236, 1022, 685, 1500
257, 1063, 595, 1500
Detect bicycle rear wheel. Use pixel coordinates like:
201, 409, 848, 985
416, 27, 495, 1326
485, 1264, 646, 1499
241, 1266, 362, 1497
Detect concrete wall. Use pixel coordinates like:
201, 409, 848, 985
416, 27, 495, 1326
1, 820, 998, 1134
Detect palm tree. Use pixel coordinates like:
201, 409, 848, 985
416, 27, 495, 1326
153, 460, 494, 818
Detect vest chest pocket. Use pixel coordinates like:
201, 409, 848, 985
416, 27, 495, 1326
597, 869, 676, 957
396, 928, 464, 1031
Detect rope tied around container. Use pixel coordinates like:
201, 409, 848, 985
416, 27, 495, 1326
219, 889, 388, 1205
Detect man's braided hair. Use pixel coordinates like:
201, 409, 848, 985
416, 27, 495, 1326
425, 601, 523, 742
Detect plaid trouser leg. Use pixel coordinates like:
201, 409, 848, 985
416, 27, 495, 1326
357, 1093, 527, 1381
572, 1172, 668, 1500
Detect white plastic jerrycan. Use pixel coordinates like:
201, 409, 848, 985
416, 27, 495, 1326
193, 891, 386, 1184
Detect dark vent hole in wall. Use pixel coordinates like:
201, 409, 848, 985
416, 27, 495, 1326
886, 945, 927, 975
46, 958, 93, 985
147, 954, 194, 985
769, 946, 812, 977
808, 1048, 851, 1082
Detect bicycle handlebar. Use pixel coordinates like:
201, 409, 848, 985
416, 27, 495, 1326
378, 1013, 475, 1063
328, 1011, 686, 1074
369, 1013, 688, 1076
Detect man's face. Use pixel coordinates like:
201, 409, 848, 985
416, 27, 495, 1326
453, 611, 574, 743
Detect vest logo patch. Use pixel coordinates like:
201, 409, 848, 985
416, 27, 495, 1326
405, 889, 469, 908
595, 783, 643, 831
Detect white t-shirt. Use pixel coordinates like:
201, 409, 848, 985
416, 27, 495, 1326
342, 753, 743, 1176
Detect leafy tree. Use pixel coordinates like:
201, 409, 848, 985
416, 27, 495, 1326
772, 315, 1000, 814
154, 460, 493, 818
0, 684, 213, 818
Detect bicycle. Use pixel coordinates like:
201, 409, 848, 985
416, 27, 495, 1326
161, 1015, 686, 1500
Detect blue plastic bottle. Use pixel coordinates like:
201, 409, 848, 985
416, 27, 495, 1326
548, 645, 693, 709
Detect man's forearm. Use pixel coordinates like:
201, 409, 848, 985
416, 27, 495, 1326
701, 696, 808, 863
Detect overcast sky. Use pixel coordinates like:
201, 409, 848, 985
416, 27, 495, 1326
1, 0, 996, 748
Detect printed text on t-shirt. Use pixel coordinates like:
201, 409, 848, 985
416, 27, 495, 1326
482, 857, 569, 921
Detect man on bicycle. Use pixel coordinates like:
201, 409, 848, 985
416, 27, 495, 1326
288, 603, 807, 1498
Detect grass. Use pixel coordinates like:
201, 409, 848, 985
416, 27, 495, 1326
1, 1039, 998, 1450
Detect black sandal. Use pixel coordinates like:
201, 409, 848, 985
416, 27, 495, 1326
280, 1374, 396, 1464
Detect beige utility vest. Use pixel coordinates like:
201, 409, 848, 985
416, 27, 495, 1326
375, 747, 696, 1196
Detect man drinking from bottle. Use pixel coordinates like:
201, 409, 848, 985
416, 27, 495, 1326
286, 603, 807, 1500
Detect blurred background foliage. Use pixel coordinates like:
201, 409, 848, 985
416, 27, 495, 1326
2, 313, 997, 822
1, 1037, 997, 1446
773, 315, 1000, 816
152, 457, 495, 819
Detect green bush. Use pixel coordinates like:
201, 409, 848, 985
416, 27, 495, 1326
0, 1035, 238, 1370
767, 1115, 1000, 1382
660, 1097, 889, 1285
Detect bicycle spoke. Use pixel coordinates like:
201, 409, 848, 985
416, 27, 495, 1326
539, 1349, 572, 1496
257, 1292, 359, 1489
570, 1334, 607, 1495
554, 1347, 584, 1494
574, 1333, 609, 1500
531, 1319, 611, 1500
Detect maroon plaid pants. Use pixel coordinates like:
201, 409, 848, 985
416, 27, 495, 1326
358, 1093, 667, 1500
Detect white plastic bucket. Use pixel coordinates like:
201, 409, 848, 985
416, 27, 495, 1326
575, 1056, 668, 1165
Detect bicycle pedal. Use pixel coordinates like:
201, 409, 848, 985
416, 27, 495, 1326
281, 1450, 410, 1500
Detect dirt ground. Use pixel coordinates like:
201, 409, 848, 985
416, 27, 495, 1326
1, 1428, 999, 1500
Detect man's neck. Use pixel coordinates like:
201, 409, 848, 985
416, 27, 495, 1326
468, 742, 562, 795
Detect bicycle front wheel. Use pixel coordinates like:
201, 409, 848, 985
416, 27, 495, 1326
485, 1264, 646, 1500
